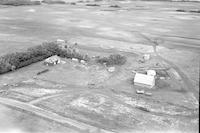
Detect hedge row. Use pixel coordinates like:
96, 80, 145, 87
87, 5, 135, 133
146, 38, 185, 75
0, 0, 41, 6
96, 54, 126, 66
42, 0, 66, 4
0, 42, 89, 74
0, 0, 69, 6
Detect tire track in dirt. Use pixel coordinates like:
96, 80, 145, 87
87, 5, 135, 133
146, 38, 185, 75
29, 87, 87, 104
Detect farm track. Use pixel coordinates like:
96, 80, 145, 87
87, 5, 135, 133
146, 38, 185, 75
29, 87, 88, 104
0, 97, 115, 133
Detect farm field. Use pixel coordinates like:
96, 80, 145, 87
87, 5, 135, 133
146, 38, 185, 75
0, 1, 199, 133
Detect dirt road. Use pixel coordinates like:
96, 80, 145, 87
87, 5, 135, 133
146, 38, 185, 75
0, 97, 115, 133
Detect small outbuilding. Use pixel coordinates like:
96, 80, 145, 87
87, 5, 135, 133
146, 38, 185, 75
143, 54, 151, 61
147, 70, 156, 77
108, 67, 115, 73
136, 89, 145, 94
72, 58, 79, 62
44, 55, 61, 66
134, 73, 155, 89
56, 39, 65, 44
80, 60, 86, 64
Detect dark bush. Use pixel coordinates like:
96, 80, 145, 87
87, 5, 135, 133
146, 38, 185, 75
96, 54, 126, 66
189, 9, 200, 13
70, 2, 76, 5
17, 55, 50, 68
109, 5, 120, 8
41, 42, 62, 55
176, 9, 186, 12
86, 4, 100, 6
0, 58, 12, 73
58, 45, 90, 61
176, 9, 200, 13
0, 41, 90, 74
42, 0, 66, 4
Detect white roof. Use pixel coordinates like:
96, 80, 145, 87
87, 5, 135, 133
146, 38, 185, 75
134, 73, 155, 88
45, 55, 60, 63
108, 67, 115, 72
147, 70, 156, 76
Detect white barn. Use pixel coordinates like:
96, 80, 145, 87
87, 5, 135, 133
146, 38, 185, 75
134, 73, 155, 89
